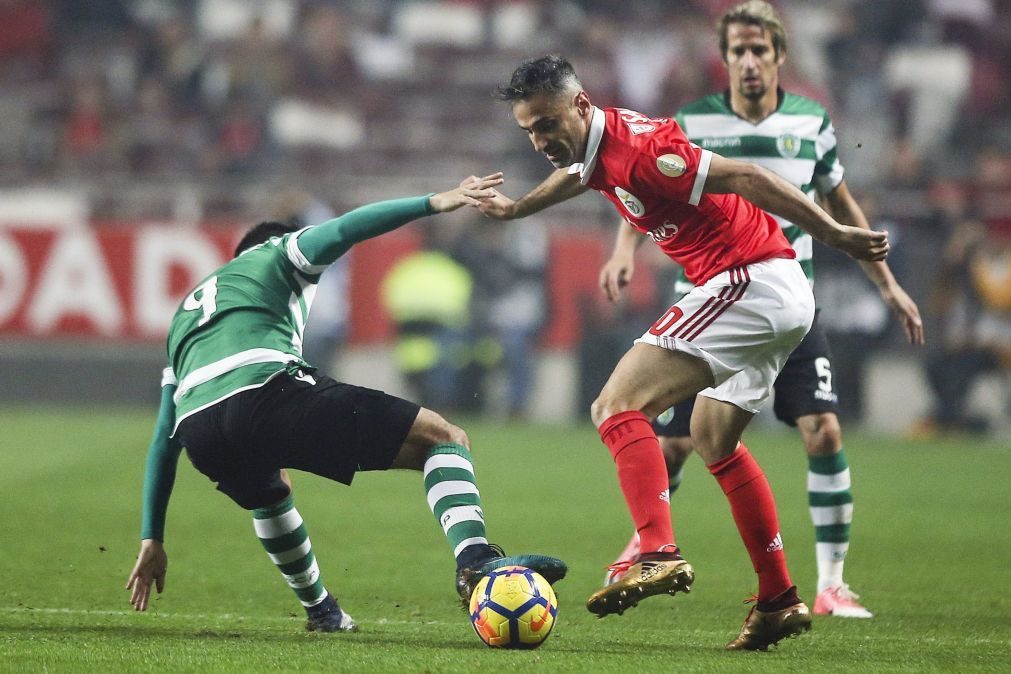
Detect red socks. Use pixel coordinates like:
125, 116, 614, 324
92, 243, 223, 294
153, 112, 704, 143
597, 413, 792, 602
598, 411, 675, 554
708, 444, 793, 602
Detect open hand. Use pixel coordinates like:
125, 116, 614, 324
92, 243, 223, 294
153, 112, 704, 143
126, 539, 168, 611
429, 173, 504, 213
881, 283, 925, 345
474, 188, 517, 220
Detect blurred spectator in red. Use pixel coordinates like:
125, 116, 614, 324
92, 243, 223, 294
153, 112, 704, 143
212, 98, 265, 175
61, 79, 107, 170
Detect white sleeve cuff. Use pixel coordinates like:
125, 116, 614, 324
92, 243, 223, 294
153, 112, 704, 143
161, 367, 178, 387
688, 149, 712, 206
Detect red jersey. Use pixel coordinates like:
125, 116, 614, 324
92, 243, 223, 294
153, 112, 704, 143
571, 107, 794, 284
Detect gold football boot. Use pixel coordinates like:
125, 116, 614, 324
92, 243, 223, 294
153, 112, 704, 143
586, 551, 694, 617
725, 601, 812, 651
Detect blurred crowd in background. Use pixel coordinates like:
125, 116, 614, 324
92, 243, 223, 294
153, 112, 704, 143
0, 0, 1008, 432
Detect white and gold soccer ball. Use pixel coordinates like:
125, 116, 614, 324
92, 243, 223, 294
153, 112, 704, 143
468, 565, 558, 649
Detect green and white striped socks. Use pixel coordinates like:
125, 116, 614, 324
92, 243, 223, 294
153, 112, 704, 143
252, 495, 328, 608
424, 443, 489, 565
808, 450, 854, 592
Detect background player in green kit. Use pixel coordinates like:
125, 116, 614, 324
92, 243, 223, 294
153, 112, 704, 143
125, 173, 566, 632
599, 1, 923, 618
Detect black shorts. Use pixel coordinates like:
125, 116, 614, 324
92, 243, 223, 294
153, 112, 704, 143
653, 311, 839, 436
176, 369, 421, 510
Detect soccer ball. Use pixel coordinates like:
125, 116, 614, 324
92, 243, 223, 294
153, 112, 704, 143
468, 565, 558, 649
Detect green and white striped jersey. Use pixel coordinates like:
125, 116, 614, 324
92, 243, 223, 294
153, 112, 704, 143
161, 194, 435, 433
140, 195, 433, 541
163, 230, 321, 431
673, 90, 844, 293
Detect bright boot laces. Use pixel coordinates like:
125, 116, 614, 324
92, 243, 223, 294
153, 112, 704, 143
606, 559, 635, 576
832, 584, 861, 602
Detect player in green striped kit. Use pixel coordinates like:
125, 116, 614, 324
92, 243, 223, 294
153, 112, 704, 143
600, 1, 923, 618
125, 173, 566, 632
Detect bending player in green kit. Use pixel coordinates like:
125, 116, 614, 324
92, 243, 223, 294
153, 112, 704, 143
125, 173, 566, 631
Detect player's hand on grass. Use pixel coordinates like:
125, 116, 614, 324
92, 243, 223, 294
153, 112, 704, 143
830, 225, 889, 262
881, 283, 925, 345
126, 539, 167, 611
599, 253, 635, 302
429, 173, 504, 213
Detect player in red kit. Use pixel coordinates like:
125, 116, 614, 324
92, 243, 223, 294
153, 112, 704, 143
478, 55, 888, 650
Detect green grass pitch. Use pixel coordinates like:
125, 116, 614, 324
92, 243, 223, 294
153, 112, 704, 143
0, 406, 1007, 672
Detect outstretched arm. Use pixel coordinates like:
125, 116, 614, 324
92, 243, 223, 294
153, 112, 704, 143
127, 375, 182, 611
599, 221, 646, 302
477, 168, 589, 220
821, 181, 924, 345
296, 173, 504, 266
704, 154, 889, 262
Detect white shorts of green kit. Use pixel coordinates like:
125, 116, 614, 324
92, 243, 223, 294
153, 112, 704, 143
636, 257, 815, 414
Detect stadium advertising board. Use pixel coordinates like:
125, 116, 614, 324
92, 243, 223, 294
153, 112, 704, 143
0, 225, 235, 340
0, 224, 657, 346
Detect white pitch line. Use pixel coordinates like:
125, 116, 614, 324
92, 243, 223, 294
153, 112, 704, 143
1, 608, 1005, 647
0, 606, 456, 627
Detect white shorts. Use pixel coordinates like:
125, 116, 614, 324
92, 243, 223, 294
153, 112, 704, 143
635, 257, 815, 414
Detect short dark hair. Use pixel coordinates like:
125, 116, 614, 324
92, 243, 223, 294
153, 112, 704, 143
493, 54, 582, 102
234, 221, 299, 257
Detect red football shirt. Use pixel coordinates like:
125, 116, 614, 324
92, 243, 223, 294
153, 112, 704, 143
571, 107, 794, 284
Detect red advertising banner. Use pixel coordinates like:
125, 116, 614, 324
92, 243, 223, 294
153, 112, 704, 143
0, 224, 658, 347
0, 225, 237, 341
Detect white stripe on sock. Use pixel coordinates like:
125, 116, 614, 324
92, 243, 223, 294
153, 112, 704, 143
815, 542, 849, 591
300, 585, 329, 608
810, 503, 854, 526
453, 536, 490, 558
268, 537, 312, 566
426, 481, 479, 511
439, 505, 484, 534
283, 559, 321, 589
253, 508, 303, 539
423, 453, 475, 479
807, 468, 851, 493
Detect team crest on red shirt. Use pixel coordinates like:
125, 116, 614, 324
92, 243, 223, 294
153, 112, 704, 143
656, 153, 687, 177
614, 187, 645, 217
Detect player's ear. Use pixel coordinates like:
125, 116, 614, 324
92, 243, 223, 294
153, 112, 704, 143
776, 47, 786, 67
574, 90, 592, 116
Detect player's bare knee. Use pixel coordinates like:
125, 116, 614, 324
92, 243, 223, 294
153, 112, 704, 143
691, 431, 740, 464
394, 410, 470, 470
441, 423, 470, 450
589, 398, 607, 427
590, 394, 632, 427
799, 412, 842, 456
412, 407, 470, 449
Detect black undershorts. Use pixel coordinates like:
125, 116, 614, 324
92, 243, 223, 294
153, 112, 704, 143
176, 368, 421, 509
